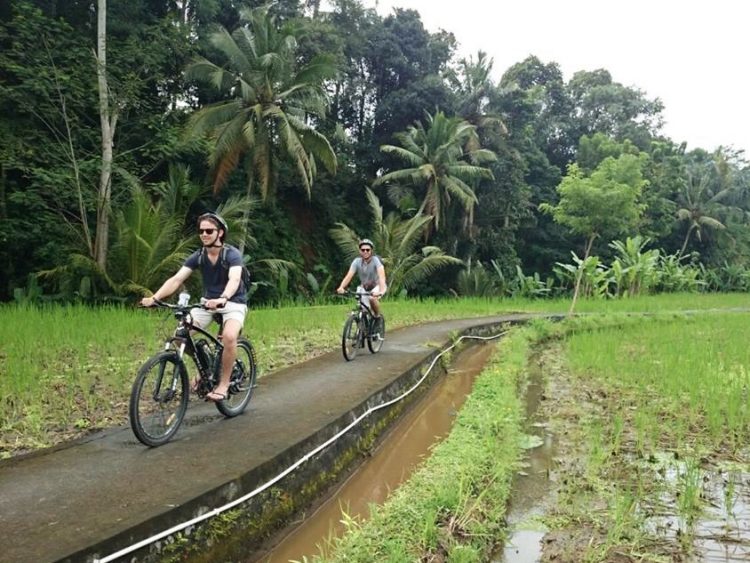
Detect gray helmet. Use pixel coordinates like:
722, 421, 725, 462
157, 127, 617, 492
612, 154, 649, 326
358, 238, 374, 250
198, 212, 228, 241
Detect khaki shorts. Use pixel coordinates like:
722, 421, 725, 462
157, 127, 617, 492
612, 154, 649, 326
190, 301, 247, 330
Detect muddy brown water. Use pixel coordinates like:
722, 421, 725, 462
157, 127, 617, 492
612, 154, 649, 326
251, 342, 497, 563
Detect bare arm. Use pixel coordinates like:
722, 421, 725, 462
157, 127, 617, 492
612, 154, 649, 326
140, 266, 192, 306
204, 266, 242, 309
373, 264, 387, 296
336, 267, 356, 294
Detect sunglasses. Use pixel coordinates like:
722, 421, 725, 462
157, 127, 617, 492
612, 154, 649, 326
198, 228, 216, 235
360, 247, 372, 253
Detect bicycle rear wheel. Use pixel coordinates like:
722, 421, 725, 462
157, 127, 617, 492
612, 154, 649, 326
216, 339, 257, 417
129, 351, 189, 447
367, 315, 386, 353
342, 315, 359, 361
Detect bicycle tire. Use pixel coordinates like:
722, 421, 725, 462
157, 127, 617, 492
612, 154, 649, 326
216, 339, 257, 417
367, 315, 386, 354
342, 315, 359, 361
129, 351, 189, 447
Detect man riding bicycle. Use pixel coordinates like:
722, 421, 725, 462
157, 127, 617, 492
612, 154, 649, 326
336, 238, 387, 318
140, 212, 247, 403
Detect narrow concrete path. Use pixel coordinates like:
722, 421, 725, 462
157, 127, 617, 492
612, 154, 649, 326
0, 315, 535, 563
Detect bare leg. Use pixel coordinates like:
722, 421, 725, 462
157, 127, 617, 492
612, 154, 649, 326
370, 296, 381, 317
209, 318, 241, 399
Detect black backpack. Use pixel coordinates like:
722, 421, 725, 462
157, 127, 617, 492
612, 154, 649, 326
198, 245, 251, 292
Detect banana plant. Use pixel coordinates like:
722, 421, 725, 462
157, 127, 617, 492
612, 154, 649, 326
608, 236, 660, 297
554, 253, 612, 299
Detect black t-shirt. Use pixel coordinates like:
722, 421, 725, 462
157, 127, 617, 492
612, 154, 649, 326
184, 246, 248, 304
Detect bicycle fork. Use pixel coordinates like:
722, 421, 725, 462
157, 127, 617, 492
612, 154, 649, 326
153, 341, 187, 402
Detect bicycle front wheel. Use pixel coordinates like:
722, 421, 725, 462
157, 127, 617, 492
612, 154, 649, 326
216, 339, 257, 417
367, 315, 386, 354
342, 315, 359, 361
129, 351, 189, 447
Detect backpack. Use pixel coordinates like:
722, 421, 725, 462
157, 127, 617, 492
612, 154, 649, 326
198, 245, 252, 292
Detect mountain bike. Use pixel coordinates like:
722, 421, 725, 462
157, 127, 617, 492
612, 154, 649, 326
129, 298, 257, 447
340, 290, 386, 361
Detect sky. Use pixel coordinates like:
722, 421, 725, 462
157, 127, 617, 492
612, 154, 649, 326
361, 0, 749, 156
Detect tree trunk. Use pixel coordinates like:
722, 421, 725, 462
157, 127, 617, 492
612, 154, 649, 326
0, 163, 9, 299
238, 171, 255, 255
678, 225, 695, 258
95, 0, 117, 270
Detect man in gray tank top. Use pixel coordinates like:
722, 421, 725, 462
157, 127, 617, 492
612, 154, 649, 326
336, 238, 387, 317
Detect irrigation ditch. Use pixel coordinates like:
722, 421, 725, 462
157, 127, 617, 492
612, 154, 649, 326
252, 342, 499, 563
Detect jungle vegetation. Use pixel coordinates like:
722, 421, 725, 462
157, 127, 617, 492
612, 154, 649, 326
2, 0, 749, 305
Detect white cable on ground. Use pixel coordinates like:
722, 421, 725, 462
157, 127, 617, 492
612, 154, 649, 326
95, 329, 508, 563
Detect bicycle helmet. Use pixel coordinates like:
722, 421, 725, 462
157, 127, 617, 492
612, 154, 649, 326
358, 238, 374, 250
198, 212, 228, 241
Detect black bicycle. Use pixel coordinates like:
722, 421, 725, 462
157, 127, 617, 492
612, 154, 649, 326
340, 290, 386, 361
129, 299, 257, 447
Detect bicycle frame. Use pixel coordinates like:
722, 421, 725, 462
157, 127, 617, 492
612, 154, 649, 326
351, 293, 374, 338
160, 302, 225, 385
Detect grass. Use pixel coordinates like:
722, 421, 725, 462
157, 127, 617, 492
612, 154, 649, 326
565, 312, 750, 453
1, 293, 747, 456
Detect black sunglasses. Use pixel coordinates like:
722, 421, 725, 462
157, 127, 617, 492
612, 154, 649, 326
359, 247, 372, 252
198, 228, 216, 235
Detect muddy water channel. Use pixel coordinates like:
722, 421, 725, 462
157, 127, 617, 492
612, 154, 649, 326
252, 343, 496, 563
492, 355, 553, 563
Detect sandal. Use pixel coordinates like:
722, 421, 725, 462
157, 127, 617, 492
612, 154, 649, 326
206, 391, 227, 402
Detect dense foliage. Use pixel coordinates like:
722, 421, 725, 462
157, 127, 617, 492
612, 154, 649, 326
1, 0, 748, 304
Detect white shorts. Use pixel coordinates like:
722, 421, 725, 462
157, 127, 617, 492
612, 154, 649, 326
356, 285, 384, 310
190, 301, 247, 330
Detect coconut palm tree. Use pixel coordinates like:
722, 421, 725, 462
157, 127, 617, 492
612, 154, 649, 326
329, 188, 463, 296
185, 5, 337, 201
676, 164, 730, 257
373, 110, 495, 235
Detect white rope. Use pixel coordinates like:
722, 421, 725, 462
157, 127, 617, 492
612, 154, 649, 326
95, 330, 507, 562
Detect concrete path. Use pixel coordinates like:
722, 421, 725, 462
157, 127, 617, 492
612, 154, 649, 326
0, 314, 536, 563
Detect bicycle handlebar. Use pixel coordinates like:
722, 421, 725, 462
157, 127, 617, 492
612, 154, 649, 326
143, 298, 225, 310
336, 290, 376, 297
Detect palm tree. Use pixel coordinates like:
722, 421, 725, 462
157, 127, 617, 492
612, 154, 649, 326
676, 164, 730, 257
110, 186, 194, 295
453, 51, 507, 140
37, 183, 195, 299
329, 188, 463, 296
185, 5, 337, 201
373, 110, 495, 234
